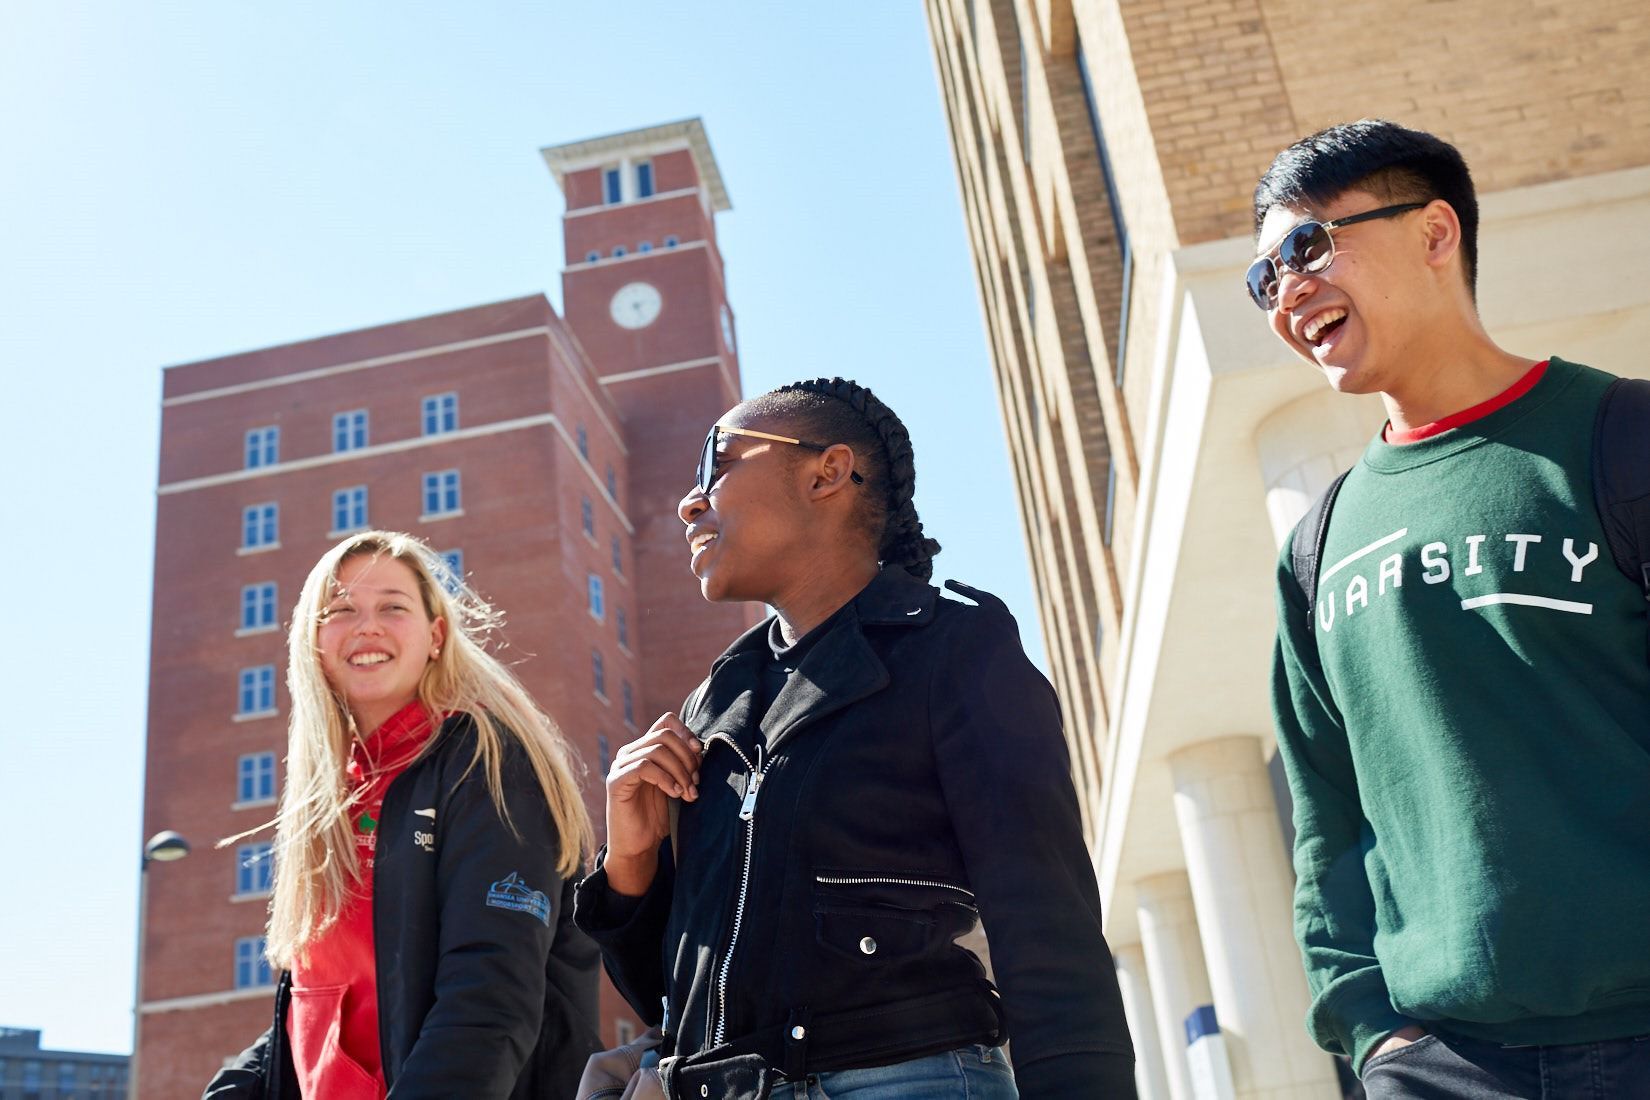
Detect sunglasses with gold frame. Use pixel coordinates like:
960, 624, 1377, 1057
696, 425, 866, 494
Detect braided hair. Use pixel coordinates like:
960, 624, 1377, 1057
746, 377, 942, 581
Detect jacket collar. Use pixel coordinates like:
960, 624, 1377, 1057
693, 568, 938, 751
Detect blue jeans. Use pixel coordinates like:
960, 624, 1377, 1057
1362, 1029, 1650, 1099
776, 1045, 1018, 1099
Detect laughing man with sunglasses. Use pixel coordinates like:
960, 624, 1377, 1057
1258, 120, 1650, 1098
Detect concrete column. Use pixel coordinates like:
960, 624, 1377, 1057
1254, 387, 1386, 548
1115, 942, 1172, 1100
1135, 871, 1213, 1100
1170, 735, 1340, 1100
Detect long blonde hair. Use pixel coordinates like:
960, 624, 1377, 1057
257, 530, 593, 970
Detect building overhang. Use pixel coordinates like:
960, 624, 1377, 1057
540, 116, 731, 212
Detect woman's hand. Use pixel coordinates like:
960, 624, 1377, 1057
603, 712, 701, 896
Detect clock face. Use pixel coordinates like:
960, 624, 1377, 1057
720, 304, 736, 352
610, 282, 662, 330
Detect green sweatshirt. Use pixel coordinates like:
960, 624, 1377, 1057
1272, 356, 1650, 1074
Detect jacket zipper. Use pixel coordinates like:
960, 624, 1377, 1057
704, 733, 768, 1049
813, 874, 978, 905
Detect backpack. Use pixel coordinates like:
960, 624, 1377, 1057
1289, 376, 1650, 616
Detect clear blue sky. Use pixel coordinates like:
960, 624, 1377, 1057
0, 2, 1040, 1054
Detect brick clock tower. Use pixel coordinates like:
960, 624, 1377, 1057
544, 119, 760, 724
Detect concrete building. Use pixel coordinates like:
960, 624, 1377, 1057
0, 1028, 127, 1099
924, 3, 1650, 1098
136, 118, 758, 1098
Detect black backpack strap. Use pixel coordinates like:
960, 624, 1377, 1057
1290, 469, 1352, 619
1591, 376, 1650, 600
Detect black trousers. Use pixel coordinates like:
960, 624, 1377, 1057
1362, 1030, 1650, 1100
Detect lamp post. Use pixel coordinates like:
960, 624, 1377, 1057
129, 830, 190, 1100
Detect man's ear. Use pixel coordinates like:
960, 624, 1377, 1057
808, 443, 860, 500
1419, 198, 1463, 274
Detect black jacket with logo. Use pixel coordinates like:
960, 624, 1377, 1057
204, 714, 602, 1099
573, 569, 1136, 1098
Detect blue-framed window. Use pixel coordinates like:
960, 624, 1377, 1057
592, 649, 606, 698
238, 752, 276, 803
638, 241, 653, 253
236, 842, 274, 895
439, 549, 464, 593
245, 426, 279, 469
605, 464, 617, 500
612, 245, 627, 258
242, 503, 278, 549
611, 535, 623, 575
423, 470, 461, 516
332, 409, 368, 452
585, 250, 600, 263
622, 681, 635, 728
581, 495, 594, 538
577, 425, 589, 459
332, 486, 368, 533
241, 582, 277, 631
603, 167, 622, 204
616, 606, 629, 650
598, 734, 611, 777
664, 235, 679, 248
636, 161, 654, 198
234, 937, 273, 989
588, 574, 605, 621
238, 666, 275, 715
421, 392, 458, 436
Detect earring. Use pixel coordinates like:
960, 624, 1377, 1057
431, 648, 441, 660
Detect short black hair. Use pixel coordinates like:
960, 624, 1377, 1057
1253, 119, 1479, 295
746, 378, 941, 581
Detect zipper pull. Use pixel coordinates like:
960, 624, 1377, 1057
739, 770, 763, 821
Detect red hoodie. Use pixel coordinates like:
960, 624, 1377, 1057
287, 702, 435, 1100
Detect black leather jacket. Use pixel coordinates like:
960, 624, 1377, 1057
204, 714, 602, 1099
574, 569, 1135, 1098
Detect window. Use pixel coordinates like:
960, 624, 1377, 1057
585, 250, 600, 263
622, 681, 635, 728
22, 1060, 41, 1094
664, 235, 679, 248
1076, 31, 1134, 383
238, 752, 276, 804
332, 485, 368, 533
605, 464, 617, 499
57, 1063, 76, 1092
588, 574, 605, 621
612, 245, 627, 258
245, 426, 278, 469
240, 582, 277, 631
238, 666, 275, 716
592, 650, 606, 699
234, 936, 273, 989
333, 409, 368, 452
603, 167, 622, 204
615, 1018, 637, 1044
636, 160, 654, 198
598, 734, 611, 777
611, 535, 623, 575
439, 548, 464, 593
577, 425, 589, 458
235, 842, 274, 896
637, 241, 652, 253
1103, 463, 1118, 546
423, 470, 461, 516
616, 606, 629, 650
242, 503, 278, 549
581, 495, 594, 538
421, 392, 458, 435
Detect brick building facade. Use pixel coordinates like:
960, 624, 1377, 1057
926, 3, 1650, 1098
135, 118, 759, 1098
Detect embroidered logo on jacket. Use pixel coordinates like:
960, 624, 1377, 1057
486, 871, 551, 925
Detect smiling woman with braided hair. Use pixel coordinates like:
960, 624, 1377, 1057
574, 379, 1136, 1099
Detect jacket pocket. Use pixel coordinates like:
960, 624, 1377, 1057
287, 983, 384, 1100
813, 872, 977, 909
813, 902, 939, 963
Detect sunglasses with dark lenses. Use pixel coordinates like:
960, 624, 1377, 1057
696, 425, 866, 494
1244, 202, 1427, 311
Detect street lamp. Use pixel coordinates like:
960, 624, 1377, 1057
130, 830, 191, 1100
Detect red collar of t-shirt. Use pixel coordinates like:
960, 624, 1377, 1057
1383, 360, 1549, 444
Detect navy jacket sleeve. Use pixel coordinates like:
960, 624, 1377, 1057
388, 746, 570, 1099
929, 606, 1136, 1099
573, 841, 676, 1026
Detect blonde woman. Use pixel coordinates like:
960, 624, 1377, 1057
206, 531, 600, 1100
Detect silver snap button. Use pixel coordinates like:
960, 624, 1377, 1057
859, 936, 877, 955
700, 1087, 709, 1097
790, 1025, 806, 1040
